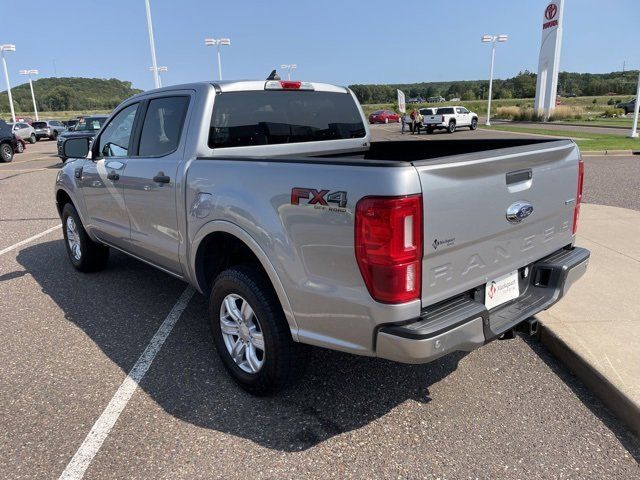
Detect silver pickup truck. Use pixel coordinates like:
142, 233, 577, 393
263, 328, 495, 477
55, 80, 589, 394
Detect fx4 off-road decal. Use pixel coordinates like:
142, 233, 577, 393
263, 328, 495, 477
291, 188, 348, 212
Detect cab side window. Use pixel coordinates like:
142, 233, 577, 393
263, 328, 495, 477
97, 104, 138, 158
138, 96, 190, 157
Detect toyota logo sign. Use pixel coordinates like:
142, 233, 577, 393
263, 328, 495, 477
545, 3, 557, 20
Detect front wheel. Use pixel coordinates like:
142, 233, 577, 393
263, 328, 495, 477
470, 118, 478, 130
210, 266, 306, 395
61, 203, 109, 272
29, 134, 36, 144
1, 142, 14, 162
447, 121, 456, 133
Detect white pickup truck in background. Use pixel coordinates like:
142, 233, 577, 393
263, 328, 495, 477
423, 106, 479, 134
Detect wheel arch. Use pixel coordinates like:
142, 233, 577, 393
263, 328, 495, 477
190, 221, 298, 339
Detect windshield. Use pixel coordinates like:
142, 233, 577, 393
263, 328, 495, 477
209, 91, 366, 148
74, 118, 106, 131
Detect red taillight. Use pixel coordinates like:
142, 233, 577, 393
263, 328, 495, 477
280, 81, 301, 89
355, 195, 423, 304
573, 158, 584, 234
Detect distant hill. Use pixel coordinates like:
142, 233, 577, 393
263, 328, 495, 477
349, 70, 639, 104
0, 77, 143, 113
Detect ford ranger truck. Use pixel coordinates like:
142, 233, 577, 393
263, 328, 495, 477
55, 80, 589, 395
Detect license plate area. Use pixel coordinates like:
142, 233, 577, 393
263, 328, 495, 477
485, 270, 520, 310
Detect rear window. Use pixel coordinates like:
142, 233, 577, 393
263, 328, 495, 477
32, 122, 47, 129
436, 107, 454, 114
209, 91, 366, 149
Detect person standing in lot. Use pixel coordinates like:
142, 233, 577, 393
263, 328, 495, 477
401, 112, 410, 134
410, 109, 417, 134
415, 110, 423, 134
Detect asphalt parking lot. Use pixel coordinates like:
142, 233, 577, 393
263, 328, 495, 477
1, 139, 639, 479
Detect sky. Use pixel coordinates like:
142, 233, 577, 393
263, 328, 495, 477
1, 0, 639, 91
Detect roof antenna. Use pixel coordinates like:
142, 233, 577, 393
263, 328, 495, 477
266, 69, 280, 81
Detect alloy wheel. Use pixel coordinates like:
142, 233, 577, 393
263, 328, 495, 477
219, 294, 265, 373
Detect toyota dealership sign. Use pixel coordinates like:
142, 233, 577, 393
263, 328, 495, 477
534, 0, 564, 120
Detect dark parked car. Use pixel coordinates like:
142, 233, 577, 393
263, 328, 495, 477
57, 115, 108, 161
0, 119, 18, 162
32, 120, 66, 141
65, 119, 79, 130
615, 98, 636, 115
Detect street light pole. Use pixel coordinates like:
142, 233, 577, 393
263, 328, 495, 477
20, 69, 39, 121
149, 66, 167, 87
280, 64, 297, 80
481, 35, 508, 126
205, 38, 231, 81
1, 44, 17, 124
144, 0, 160, 88
628, 69, 640, 139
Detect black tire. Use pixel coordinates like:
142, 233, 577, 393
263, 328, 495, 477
1, 142, 14, 162
15, 141, 24, 153
447, 120, 456, 133
426, 127, 434, 134
209, 265, 306, 395
470, 117, 478, 130
60, 157, 68, 163
52, 131, 59, 140
61, 203, 109, 272
29, 133, 36, 144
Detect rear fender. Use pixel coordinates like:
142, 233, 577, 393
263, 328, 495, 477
189, 220, 298, 340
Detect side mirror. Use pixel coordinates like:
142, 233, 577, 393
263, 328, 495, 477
63, 137, 91, 159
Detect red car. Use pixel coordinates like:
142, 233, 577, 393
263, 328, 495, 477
368, 110, 400, 124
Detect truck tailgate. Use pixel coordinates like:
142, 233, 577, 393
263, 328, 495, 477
423, 115, 441, 125
415, 140, 580, 308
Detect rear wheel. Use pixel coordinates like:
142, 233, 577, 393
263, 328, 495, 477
447, 120, 456, 133
210, 266, 306, 395
15, 141, 24, 153
29, 133, 36, 144
61, 203, 110, 272
1, 142, 14, 162
470, 118, 478, 130
426, 127, 434, 134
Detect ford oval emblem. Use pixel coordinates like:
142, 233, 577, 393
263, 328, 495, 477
506, 201, 534, 223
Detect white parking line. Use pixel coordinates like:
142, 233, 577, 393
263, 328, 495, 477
0, 225, 61, 257
59, 286, 195, 480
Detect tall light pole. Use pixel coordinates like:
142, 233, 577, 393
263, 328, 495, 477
205, 38, 231, 81
19, 69, 39, 121
149, 66, 168, 87
1, 44, 17, 124
144, 0, 160, 88
280, 64, 297, 80
628, 69, 640, 139
481, 34, 508, 126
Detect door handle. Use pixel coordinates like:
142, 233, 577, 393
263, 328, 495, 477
153, 173, 170, 184
107, 171, 119, 181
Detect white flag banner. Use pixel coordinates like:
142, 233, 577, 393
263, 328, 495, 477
397, 89, 406, 113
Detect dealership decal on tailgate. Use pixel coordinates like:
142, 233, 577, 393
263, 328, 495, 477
485, 270, 520, 310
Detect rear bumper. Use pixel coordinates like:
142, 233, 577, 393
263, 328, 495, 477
376, 246, 590, 364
